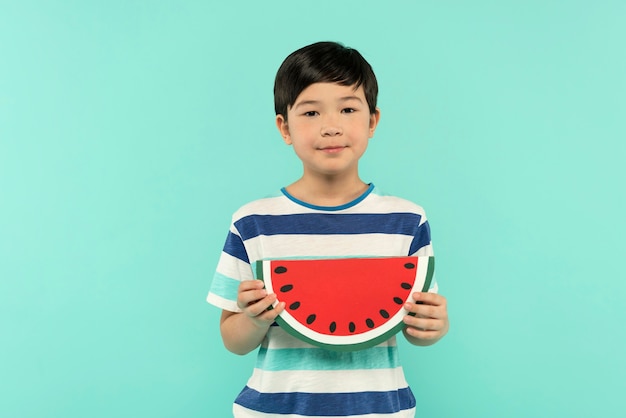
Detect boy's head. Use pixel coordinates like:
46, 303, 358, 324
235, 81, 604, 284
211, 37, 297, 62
274, 41, 378, 120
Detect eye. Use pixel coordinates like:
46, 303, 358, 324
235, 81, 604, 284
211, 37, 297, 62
342, 108, 356, 114
303, 111, 318, 117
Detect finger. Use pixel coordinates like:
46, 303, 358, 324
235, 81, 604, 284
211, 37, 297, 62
404, 301, 444, 319
257, 301, 286, 322
237, 281, 268, 308
412, 292, 446, 306
244, 293, 278, 317
404, 326, 442, 340
403, 314, 443, 331
239, 279, 265, 292
237, 288, 268, 309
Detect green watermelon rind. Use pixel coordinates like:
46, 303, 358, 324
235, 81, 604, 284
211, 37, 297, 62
256, 256, 435, 352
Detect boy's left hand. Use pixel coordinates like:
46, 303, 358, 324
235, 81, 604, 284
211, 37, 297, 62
402, 292, 449, 345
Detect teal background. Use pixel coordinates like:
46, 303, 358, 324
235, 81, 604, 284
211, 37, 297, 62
1, 1, 624, 417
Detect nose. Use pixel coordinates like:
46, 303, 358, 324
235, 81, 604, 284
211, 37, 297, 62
321, 126, 341, 136
321, 118, 342, 137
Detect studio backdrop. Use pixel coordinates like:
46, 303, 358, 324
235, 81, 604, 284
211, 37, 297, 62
1, 1, 624, 417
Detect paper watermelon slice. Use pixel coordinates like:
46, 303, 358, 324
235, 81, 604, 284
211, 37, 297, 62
256, 256, 434, 351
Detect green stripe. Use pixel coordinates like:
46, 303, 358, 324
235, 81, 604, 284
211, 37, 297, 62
422, 256, 435, 292
209, 272, 240, 301
428, 275, 438, 291
255, 260, 263, 280
255, 346, 400, 371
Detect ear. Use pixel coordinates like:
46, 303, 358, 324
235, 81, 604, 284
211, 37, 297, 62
276, 114, 292, 145
369, 108, 381, 138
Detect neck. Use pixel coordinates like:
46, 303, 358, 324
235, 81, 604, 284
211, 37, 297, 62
285, 175, 369, 207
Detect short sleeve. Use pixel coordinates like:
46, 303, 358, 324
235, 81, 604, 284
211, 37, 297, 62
408, 215, 437, 293
207, 224, 254, 312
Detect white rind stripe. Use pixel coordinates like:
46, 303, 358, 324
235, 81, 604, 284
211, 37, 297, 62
246, 367, 410, 394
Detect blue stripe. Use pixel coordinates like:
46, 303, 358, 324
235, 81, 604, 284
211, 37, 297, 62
209, 272, 240, 301
235, 386, 416, 416
223, 231, 249, 263
409, 220, 431, 254
255, 346, 400, 371
234, 212, 424, 241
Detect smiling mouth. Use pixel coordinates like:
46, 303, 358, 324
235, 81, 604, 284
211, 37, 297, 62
319, 146, 347, 153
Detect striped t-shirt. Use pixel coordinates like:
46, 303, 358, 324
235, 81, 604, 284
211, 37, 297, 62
207, 184, 436, 417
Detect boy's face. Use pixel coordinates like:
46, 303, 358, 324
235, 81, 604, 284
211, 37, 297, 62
276, 82, 380, 180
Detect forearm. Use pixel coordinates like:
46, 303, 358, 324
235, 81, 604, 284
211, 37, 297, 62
220, 311, 271, 355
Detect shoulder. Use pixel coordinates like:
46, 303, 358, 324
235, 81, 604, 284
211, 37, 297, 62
367, 186, 428, 218
230, 191, 294, 221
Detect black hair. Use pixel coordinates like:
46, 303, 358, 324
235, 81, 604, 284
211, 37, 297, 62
274, 41, 378, 120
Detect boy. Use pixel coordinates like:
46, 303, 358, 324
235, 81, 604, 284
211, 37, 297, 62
207, 41, 449, 417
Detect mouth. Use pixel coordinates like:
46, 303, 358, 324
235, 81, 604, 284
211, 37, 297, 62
318, 145, 347, 153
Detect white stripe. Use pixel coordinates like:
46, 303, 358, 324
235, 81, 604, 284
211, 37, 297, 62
232, 196, 298, 217
233, 403, 416, 418
246, 233, 414, 261
207, 293, 240, 312
246, 367, 409, 394
367, 193, 427, 221
216, 252, 254, 281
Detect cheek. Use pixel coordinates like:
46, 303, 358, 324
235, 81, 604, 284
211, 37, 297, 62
355, 123, 374, 140
290, 139, 310, 155
290, 121, 315, 137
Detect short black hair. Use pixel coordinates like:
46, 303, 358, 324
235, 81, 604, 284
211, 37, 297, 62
274, 41, 378, 120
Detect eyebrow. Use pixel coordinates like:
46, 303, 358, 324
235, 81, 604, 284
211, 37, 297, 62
293, 96, 363, 110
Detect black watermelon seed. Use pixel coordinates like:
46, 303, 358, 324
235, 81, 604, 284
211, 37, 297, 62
289, 301, 301, 310
274, 266, 287, 274
306, 314, 316, 324
380, 309, 390, 319
401, 282, 412, 290
404, 263, 416, 269
280, 284, 294, 292
393, 297, 404, 305
366, 318, 375, 328
329, 322, 337, 333
349, 322, 356, 333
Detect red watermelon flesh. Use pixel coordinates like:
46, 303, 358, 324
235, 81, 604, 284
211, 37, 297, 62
257, 256, 434, 351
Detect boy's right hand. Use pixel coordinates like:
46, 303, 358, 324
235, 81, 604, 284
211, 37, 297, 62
237, 280, 285, 328
220, 280, 286, 355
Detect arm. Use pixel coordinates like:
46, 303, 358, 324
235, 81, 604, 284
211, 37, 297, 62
219, 279, 285, 355
402, 292, 449, 346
